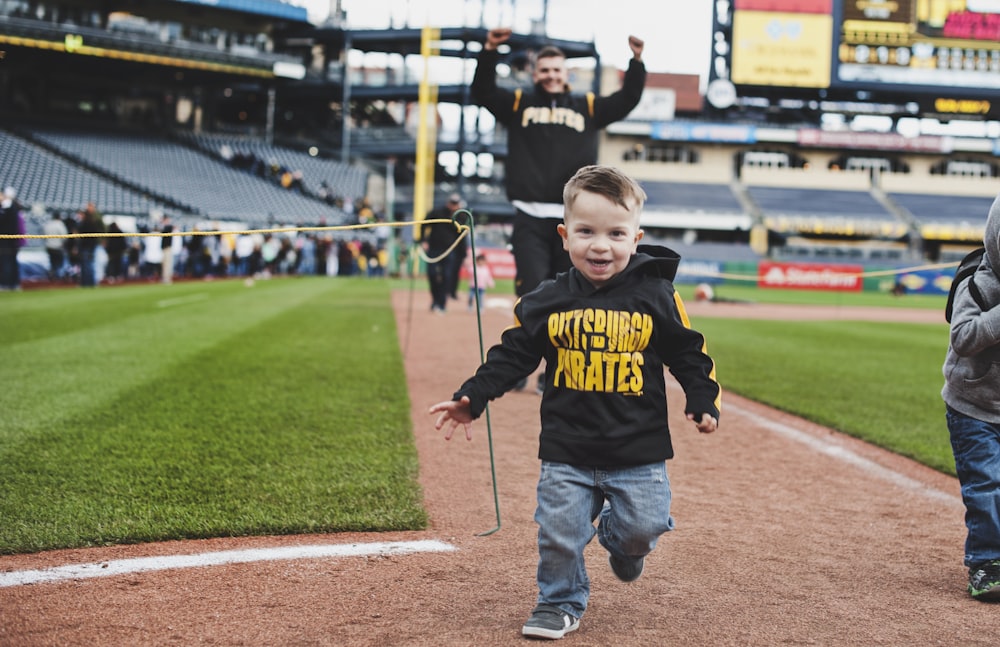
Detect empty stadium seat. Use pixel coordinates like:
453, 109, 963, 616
25, 126, 356, 225
0, 131, 166, 216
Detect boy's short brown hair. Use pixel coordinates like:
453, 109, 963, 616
563, 165, 646, 221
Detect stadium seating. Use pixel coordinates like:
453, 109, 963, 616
0, 130, 167, 216
175, 132, 368, 202
888, 192, 994, 225
25, 126, 355, 225
643, 181, 744, 214
746, 186, 907, 238
746, 186, 892, 219
887, 192, 994, 243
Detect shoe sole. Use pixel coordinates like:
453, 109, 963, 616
609, 554, 644, 582
521, 620, 580, 639
970, 586, 1000, 602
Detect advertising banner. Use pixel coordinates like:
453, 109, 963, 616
731, 10, 833, 88
895, 267, 954, 296
758, 261, 863, 291
676, 260, 724, 284
460, 247, 516, 280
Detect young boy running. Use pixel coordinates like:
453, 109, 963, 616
430, 165, 721, 639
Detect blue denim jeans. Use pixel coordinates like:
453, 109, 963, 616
946, 406, 1000, 566
534, 461, 674, 618
79, 248, 97, 287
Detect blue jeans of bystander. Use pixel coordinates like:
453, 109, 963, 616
946, 406, 1000, 566
79, 248, 97, 287
533, 461, 674, 619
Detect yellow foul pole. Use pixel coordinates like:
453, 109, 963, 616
413, 26, 440, 239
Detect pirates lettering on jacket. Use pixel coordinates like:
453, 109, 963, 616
521, 106, 586, 132
547, 309, 652, 394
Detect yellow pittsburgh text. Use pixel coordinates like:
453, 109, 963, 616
547, 309, 653, 394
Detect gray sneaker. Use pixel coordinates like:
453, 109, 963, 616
521, 604, 580, 639
608, 553, 645, 582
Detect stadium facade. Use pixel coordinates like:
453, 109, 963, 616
1, 0, 998, 292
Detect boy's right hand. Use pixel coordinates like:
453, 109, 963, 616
429, 396, 474, 441
688, 412, 718, 434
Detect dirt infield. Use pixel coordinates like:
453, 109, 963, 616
1, 291, 995, 646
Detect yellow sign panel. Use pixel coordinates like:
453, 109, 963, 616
934, 98, 992, 115
732, 11, 833, 88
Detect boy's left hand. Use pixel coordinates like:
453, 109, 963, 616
688, 413, 717, 434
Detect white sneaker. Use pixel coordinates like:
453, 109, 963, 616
521, 605, 580, 639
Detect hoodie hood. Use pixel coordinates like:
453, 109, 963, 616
632, 244, 681, 281
972, 193, 1000, 312
986, 194, 1000, 271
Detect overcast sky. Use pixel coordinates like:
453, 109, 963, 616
293, 0, 714, 77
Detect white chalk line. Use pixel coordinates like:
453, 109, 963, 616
0, 539, 456, 588
727, 401, 960, 507
2, 402, 957, 588
156, 293, 209, 308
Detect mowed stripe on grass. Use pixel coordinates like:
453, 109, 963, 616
0, 277, 427, 555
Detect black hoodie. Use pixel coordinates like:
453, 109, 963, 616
454, 245, 721, 467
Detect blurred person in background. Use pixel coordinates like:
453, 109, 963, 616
141, 227, 163, 280
63, 212, 81, 282
77, 202, 105, 288
160, 215, 175, 284
421, 194, 465, 313
468, 252, 495, 312
104, 221, 128, 284
232, 232, 255, 277
0, 187, 24, 291
44, 211, 68, 281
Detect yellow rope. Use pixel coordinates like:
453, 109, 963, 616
0, 218, 460, 240
413, 225, 470, 264
1, 217, 957, 278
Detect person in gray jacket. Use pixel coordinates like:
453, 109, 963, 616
942, 193, 1000, 602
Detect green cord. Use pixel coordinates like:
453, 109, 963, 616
453, 209, 502, 536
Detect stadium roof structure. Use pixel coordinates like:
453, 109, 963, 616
171, 0, 309, 23
294, 26, 598, 61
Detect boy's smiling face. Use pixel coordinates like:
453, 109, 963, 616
558, 190, 643, 288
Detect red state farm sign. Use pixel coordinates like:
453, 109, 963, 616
758, 262, 862, 291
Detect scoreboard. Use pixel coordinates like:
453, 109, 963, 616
838, 0, 1000, 97
709, 0, 1000, 118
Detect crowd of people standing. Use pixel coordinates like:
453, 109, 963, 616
9, 200, 397, 288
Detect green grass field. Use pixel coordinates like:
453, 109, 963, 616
0, 277, 954, 554
673, 282, 954, 471
0, 278, 425, 555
